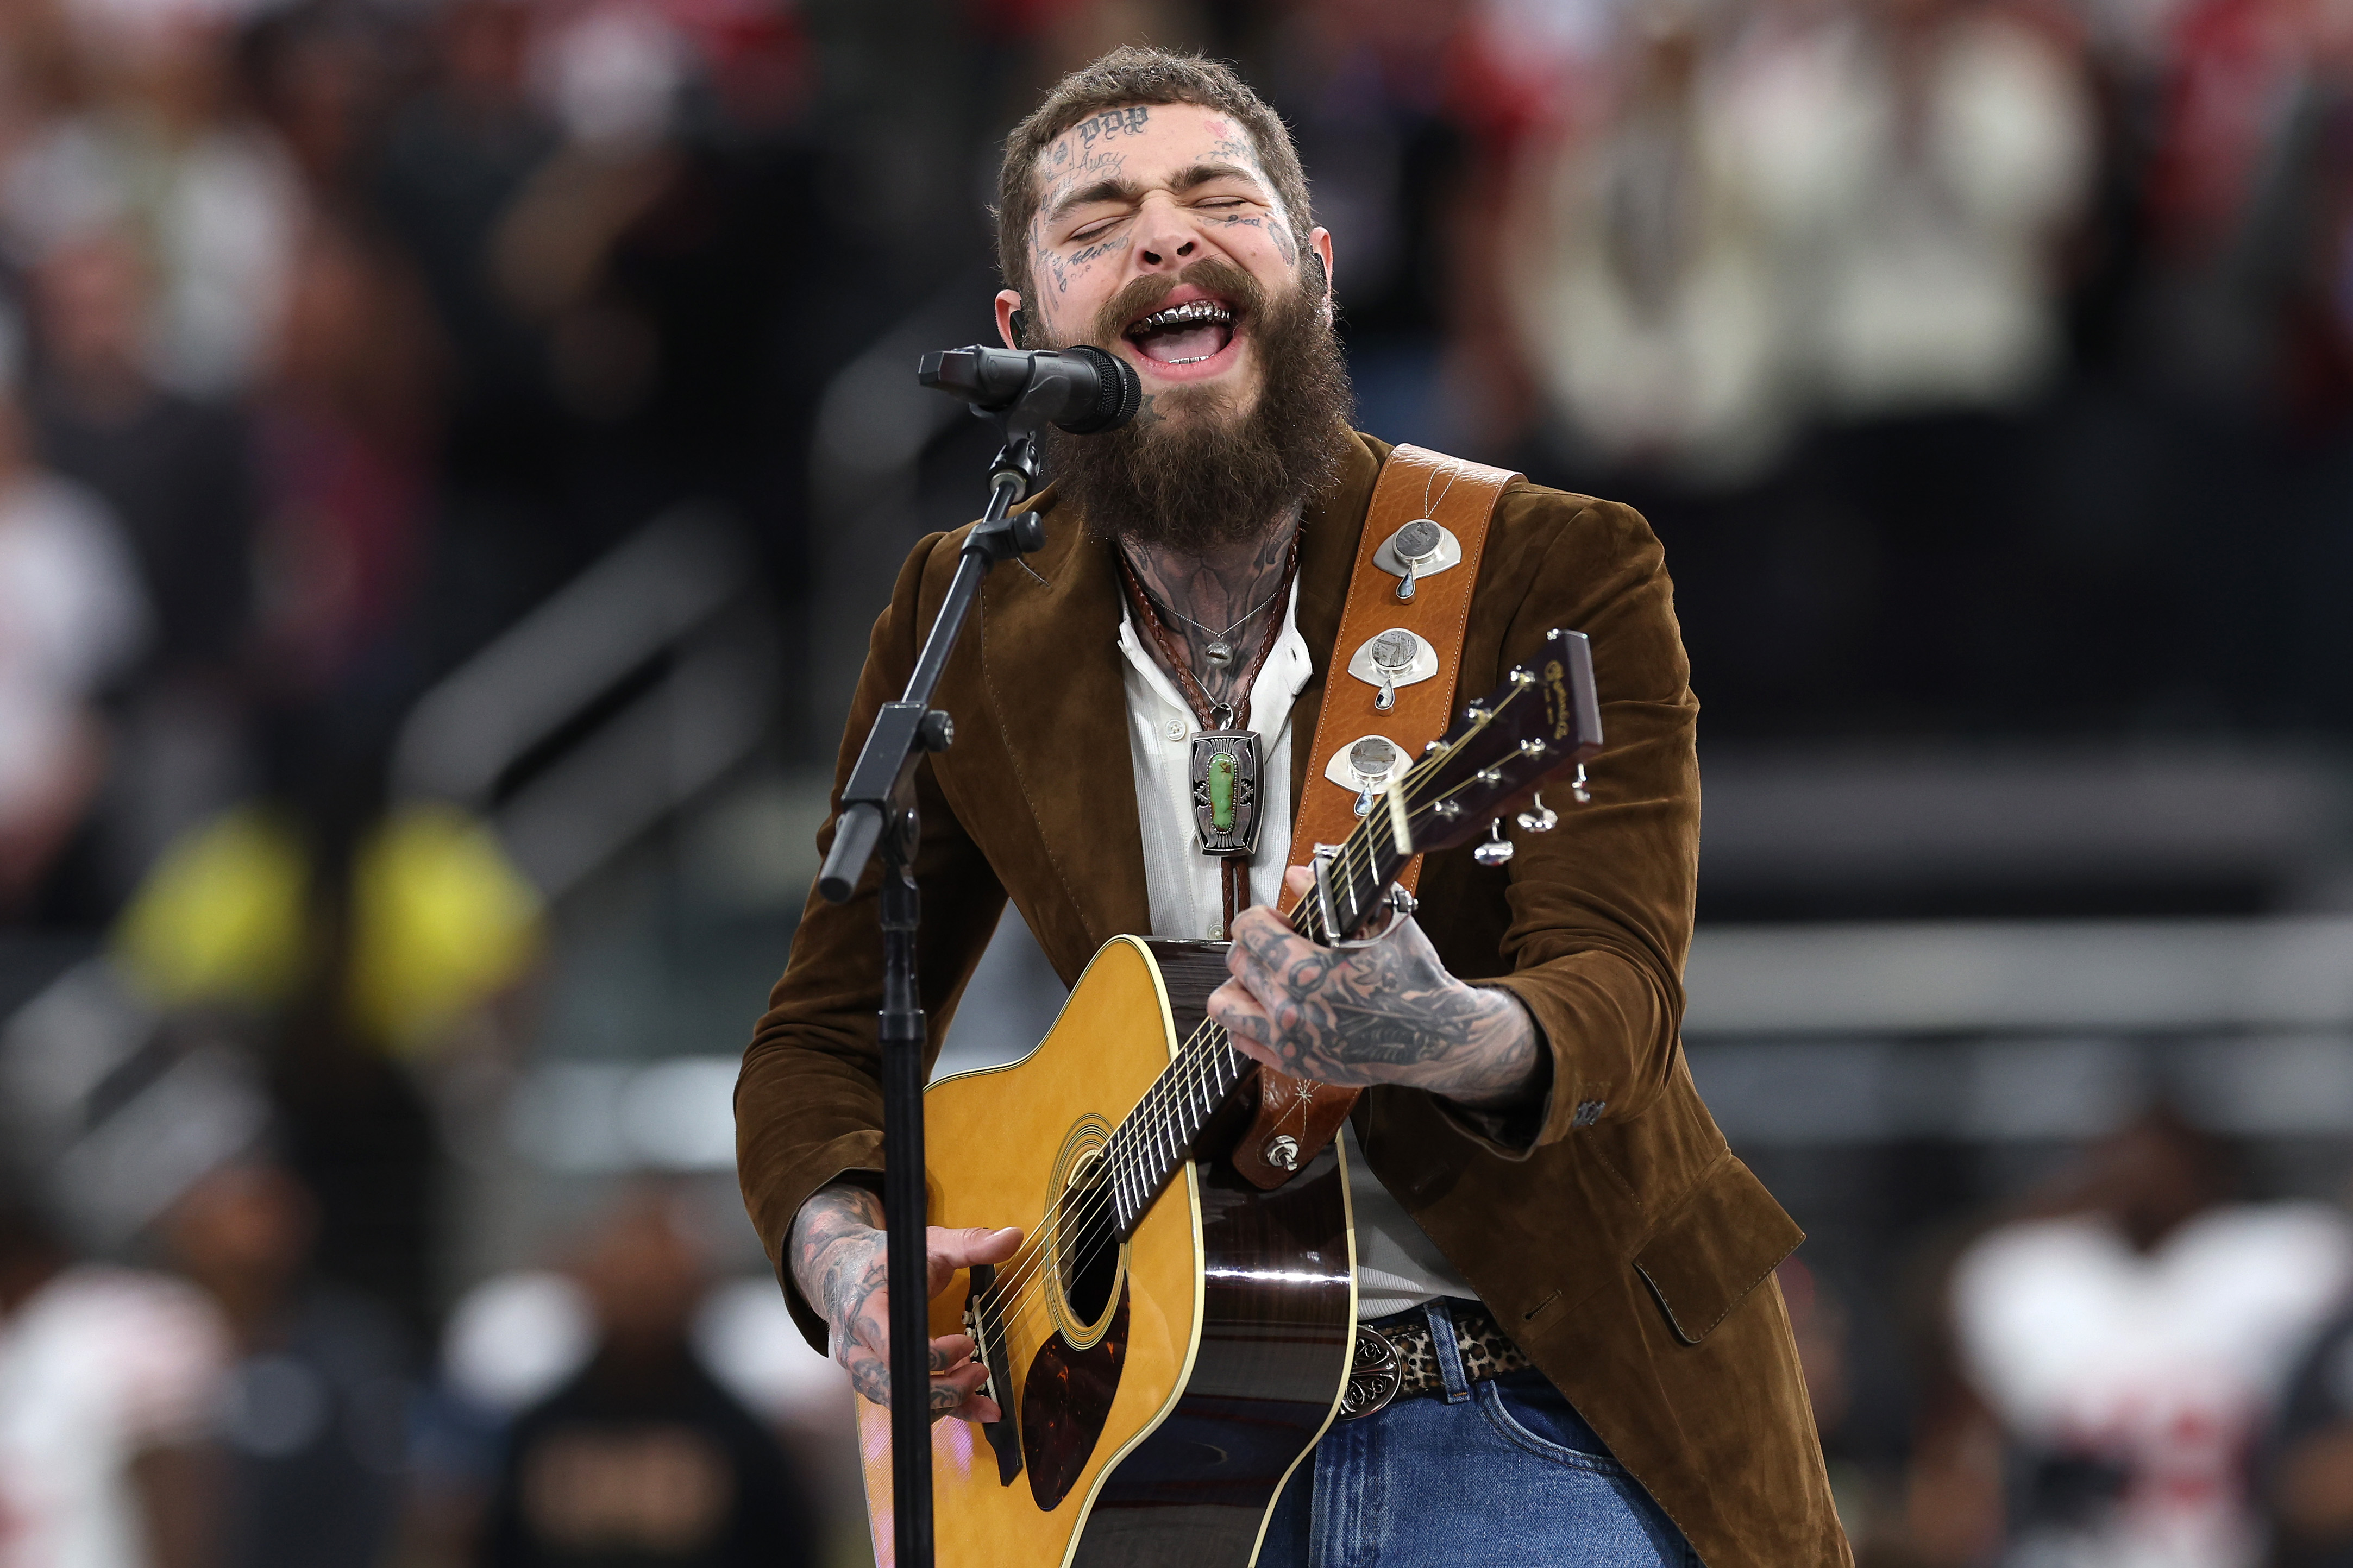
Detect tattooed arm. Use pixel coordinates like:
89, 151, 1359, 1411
786, 1182, 1023, 1420
1208, 868, 1545, 1110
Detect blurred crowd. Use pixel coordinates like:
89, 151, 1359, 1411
1235, 0, 2353, 727
16, 0, 2353, 937
1812, 1109, 2353, 1568
0, 0, 836, 1561
4, 0, 2353, 1565
2, 1164, 857, 1567
0, 0, 813, 937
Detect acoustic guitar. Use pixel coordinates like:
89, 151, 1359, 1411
856, 628, 1604, 1568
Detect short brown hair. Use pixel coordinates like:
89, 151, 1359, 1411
996, 48, 1314, 320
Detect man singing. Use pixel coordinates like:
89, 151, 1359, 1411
737, 46, 1847, 1566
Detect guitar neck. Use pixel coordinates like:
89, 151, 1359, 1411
1099, 1026, 1242, 1238
1096, 805, 1405, 1237
1285, 786, 1413, 947
1068, 634, 1596, 1245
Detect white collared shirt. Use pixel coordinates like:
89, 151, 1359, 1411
1115, 585, 1477, 1318
1114, 577, 1315, 942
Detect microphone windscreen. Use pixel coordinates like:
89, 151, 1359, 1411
1061, 345, 1143, 433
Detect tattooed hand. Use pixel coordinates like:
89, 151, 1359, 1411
787, 1183, 1023, 1422
1209, 868, 1543, 1110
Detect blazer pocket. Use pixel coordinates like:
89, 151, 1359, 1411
1633, 1154, 1805, 1346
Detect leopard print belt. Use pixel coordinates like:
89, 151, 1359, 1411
1338, 1301, 1532, 1420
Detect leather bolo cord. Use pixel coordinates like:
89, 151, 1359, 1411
1116, 538, 1300, 934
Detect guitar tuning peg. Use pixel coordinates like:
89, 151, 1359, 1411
1515, 792, 1557, 834
1472, 818, 1515, 867
1570, 764, 1591, 804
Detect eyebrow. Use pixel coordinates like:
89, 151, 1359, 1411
1044, 161, 1264, 225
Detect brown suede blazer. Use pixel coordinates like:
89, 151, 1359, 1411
737, 433, 1852, 1565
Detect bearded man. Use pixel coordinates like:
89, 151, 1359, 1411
737, 47, 1848, 1567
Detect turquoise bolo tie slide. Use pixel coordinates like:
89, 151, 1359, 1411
1189, 717, 1262, 858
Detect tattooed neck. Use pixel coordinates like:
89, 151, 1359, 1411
1121, 509, 1300, 711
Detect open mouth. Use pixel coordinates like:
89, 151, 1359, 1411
1124, 297, 1237, 367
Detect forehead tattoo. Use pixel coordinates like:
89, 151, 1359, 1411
1044, 105, 1153, 172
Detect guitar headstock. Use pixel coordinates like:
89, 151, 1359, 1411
1290, 629, 1605, 947
1401, 629, 1602, 853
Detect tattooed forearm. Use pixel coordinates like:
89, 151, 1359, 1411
786, 1183, 1015, 1422
1211, 910, 1545, 1110
789, 1182, 886, 1352
790, 1184, 880, 1293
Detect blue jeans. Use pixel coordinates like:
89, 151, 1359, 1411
1258, 1301, 1698, 1567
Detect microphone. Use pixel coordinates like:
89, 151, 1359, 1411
917, 344, 1143, 434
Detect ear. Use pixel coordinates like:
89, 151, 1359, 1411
995, 289, 1025, 349
1309, 227, 1336, 318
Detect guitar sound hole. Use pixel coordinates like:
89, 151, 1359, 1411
1056, 1163, 1120, 1331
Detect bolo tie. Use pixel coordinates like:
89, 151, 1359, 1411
1116, 539, 1301, 937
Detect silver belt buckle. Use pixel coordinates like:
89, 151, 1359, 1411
1337, 1323, 1402, 1420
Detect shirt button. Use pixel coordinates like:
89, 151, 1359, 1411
1207, 922, 1223, 940
1164, 718, 1188, 741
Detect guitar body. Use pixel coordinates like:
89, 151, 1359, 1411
856, 935, 1357, 1568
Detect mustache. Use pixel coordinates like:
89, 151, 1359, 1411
1089, 256, 1264, 347
1049, 251, 1355, 559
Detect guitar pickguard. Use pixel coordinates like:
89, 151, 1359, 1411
1021, 1278, 1131, 1512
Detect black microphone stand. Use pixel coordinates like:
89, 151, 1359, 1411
815, 376, 1061, 1568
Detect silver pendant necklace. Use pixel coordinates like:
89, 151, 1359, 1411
1153, 577, 1289, 669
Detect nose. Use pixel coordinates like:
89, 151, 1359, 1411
1134, 195, 1199, 270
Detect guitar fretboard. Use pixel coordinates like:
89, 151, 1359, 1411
1096, 788, 1416, 1236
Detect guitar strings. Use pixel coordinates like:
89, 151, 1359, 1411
974, 783, 1514, 1335
973, 977, 1270, 1328
966, 683, 1547, 1333
968, 673, 1563, 1334
970, 1015, 1234, 1326
970, 684, 1542, 1332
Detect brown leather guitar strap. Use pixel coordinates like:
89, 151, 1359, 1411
1232, 444, 1521, 1190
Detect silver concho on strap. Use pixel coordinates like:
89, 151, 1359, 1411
1320, 733, 1400, 817
1347, 627, 1438, 713
1374, 518, 1461, 602
1338, 1324, 1402, 1420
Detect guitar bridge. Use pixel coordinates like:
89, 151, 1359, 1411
963, 1263, 1022, 1486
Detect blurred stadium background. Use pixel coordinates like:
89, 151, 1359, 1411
5, 0, 2353, 1563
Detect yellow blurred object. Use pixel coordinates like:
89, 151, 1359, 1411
114, 807, 311, 1010
347, 804, 544, 1055
110, 801, 542, 1053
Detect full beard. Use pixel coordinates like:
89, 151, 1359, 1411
1044, 256, 1356, 556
